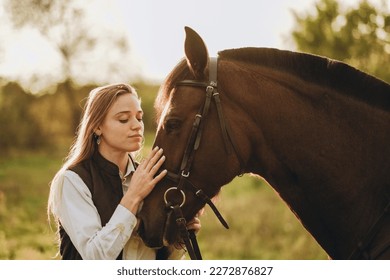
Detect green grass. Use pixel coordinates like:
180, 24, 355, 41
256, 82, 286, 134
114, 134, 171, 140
0, 152, 61, 259
0, 148, 327, 259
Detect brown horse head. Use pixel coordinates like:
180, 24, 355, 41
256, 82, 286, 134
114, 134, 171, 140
138, 27, 390, 259
137, 27, 245, 248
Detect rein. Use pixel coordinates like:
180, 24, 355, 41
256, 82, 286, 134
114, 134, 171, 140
162, 57, 242, 259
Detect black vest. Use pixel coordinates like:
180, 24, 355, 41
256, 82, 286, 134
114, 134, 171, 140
59, 151, 125, 259
59, 151, 171, 260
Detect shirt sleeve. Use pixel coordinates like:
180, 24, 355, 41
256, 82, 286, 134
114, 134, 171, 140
58, 170, 137, 260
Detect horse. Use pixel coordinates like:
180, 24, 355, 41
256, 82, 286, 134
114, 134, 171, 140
137, 26, 390, 259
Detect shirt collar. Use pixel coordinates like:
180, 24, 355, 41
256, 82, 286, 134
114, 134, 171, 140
120, 155, 136, 181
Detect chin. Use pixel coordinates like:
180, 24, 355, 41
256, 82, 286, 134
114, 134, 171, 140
128, 143, 142, 152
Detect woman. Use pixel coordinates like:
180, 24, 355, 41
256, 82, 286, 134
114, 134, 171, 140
48, 83, 201, 259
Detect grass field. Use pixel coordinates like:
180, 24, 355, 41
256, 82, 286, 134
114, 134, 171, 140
0, 150, 327, 260
0, 152, 61, 259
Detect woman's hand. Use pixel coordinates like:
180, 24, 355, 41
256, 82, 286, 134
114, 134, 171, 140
186, 208, 204, 234
186, 217, 201, 233
120, 146, 167, 214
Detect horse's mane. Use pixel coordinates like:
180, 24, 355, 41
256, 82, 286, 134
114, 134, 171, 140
219, 47, 390, 111
155, 59, 189, 119
155, 47, 390, 118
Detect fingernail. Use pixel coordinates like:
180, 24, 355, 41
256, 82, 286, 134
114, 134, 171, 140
154, 146, 159, 151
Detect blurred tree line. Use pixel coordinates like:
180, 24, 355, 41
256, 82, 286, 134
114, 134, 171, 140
0, 80, 160, 155
0, 0, 158, 156
0, 0, 389, 156
291, 0, 390, 82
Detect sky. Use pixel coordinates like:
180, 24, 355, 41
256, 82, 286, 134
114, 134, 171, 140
0, 0, 386, 91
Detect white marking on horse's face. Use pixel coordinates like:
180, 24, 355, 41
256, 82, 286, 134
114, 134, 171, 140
157, 101, 170, 131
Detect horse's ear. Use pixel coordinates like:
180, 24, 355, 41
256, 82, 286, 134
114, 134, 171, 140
184, 26, 209, 79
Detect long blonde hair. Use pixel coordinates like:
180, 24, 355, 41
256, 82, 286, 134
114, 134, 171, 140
48, 83, 139, 219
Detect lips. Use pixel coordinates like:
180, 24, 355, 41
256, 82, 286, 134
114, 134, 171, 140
129, 134, 143, 140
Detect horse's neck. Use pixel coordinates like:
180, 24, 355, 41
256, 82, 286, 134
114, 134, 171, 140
224, 65, 390, 258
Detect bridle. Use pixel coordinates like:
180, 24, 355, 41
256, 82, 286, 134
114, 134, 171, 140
161, 57, 244, 259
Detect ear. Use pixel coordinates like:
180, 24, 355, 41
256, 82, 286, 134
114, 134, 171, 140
184, 26, 209, 79
94, 127, 102, 136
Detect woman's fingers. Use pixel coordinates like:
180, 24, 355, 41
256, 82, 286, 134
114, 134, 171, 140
152, 169, 167, 185
134, 146, 167, 186
186, 217, 201, 233
141, 146, 164, 172
186, 208, 204, 233
150, 154, 165, 174
149, 152, 167, 185
122, 147, 168, 214
139, 146, 158, 167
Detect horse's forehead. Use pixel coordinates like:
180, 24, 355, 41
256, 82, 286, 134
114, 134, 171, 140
157, 76, 204, 125
163, 86, 203, 109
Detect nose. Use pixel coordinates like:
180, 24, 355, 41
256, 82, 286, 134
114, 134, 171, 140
130, 117, 143, 130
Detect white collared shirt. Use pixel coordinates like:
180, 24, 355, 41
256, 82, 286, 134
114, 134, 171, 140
58, 161, 158, 259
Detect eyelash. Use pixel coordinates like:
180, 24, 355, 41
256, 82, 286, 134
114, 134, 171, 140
119, 117, 143, 123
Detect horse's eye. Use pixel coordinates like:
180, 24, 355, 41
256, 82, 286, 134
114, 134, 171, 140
165, 119, 182, 134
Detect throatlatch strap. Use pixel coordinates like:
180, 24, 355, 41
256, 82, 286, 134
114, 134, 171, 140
195, 189, 229, 229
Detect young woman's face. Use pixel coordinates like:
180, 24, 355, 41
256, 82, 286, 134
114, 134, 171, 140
97, 93, 144, 153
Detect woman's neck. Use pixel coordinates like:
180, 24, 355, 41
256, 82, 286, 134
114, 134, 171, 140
98, 146, 128, 174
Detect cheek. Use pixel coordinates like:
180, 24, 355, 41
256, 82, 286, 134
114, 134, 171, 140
101, 121, 123, 137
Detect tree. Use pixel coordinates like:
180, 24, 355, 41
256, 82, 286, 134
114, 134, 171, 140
290, 0, 390, 83
4, 0, 135, 131
0, 82, 48, 153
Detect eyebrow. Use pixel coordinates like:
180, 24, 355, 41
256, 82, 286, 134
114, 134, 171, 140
115, 110, 143, 116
